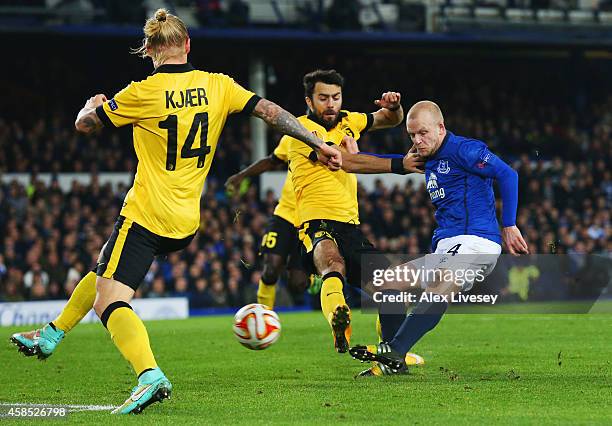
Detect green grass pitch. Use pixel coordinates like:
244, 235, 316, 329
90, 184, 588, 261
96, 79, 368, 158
1, 310, 611, 424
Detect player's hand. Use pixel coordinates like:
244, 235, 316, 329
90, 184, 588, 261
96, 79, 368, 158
403, 152, 424, 174
374, 91, 401, 111
502, 226, 529, 256
340, 135, 359, 154
225, 173, 244, 195
85, 94, 108, 109
317, 143, 342, 171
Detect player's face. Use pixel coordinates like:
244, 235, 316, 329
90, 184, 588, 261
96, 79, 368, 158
406, 113, 445, 157
307, 82, 342, 127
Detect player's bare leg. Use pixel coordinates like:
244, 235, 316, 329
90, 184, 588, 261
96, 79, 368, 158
287, 268, 309, 294
314, 239, 351, 353
94, 277, 171, 414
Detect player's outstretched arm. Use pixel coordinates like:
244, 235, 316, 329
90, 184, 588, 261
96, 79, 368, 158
369, 91, 404, 131
225, 155, 284, 194
325, 150, 423, 174
75, 94, 107, 134
251, 98, 341, 170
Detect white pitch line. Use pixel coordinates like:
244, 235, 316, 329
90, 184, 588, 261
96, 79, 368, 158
0, 402, 117, 412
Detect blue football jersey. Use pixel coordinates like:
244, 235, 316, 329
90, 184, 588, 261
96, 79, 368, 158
425, 131, 516, 250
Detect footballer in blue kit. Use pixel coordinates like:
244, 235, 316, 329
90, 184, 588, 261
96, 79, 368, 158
350, 101, 529, 376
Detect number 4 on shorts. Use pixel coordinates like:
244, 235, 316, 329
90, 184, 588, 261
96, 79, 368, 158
447, 244, 461, 256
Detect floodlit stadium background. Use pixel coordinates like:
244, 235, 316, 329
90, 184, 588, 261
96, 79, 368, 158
0, 0, 609, 323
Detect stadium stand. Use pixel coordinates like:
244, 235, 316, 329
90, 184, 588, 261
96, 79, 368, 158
1, 139, 609, 306
1, 152, 609, 305
2, 0, 611, 34
0, 4, 609, 309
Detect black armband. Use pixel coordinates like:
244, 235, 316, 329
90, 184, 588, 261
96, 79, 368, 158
308, 142, 334, 163
242, 94, 262, 115
270, 154, 284, 165
391, 157, 406, 175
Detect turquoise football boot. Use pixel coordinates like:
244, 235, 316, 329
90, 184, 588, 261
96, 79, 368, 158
112, 368, 172, 415
10, 323, 65, 359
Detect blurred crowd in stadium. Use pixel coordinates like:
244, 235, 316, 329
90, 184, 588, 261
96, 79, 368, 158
0, 37, 610, 308
0, 166, 609, 306
0, 141, 609, 306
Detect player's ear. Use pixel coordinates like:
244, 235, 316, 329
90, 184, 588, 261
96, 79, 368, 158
305, 96, 313, 111
185, 38, 191, 55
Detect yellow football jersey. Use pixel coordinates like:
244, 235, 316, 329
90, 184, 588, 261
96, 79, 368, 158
272, 136, 298, 226
288, 111, 373, 226
96, 63, 257, 238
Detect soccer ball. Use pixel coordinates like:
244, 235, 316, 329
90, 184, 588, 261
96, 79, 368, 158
233, 303, 281, 350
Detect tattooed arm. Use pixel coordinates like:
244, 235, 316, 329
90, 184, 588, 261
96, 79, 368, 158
252, 98, 342, 169
75, 94, 107, 134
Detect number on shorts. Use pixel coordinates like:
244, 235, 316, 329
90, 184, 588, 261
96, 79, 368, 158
447, 244, 462, 256
262, 232, 278, 249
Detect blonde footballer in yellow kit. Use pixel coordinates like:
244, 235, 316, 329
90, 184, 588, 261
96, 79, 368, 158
10, 8, 341, 414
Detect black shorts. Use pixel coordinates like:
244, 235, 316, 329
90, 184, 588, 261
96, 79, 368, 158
260, 215, 304, 271
97, 216, 195, 290
299, 219, 390, 287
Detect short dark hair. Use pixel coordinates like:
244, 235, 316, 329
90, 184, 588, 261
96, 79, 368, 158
303, 69, 344, 99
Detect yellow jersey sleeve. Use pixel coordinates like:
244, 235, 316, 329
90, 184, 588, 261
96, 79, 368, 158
273, 136, 291, 162
96, 82, 141, 128
221, 75, 259, 114
289, 134, 316, 160
346, 111, 374, 133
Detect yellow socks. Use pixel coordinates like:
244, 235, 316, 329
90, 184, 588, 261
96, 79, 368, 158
52, 271, 97, 332
103, 303, 157, 376
257, 278, 276, 308
320, 273, 347, 326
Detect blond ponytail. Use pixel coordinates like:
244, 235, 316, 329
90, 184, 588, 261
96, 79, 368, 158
131, 8, 189, 65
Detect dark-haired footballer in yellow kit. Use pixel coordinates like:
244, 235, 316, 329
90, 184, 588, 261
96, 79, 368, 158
289, 111, 373, 353
290, 110, 369, 229
287, 70, 425, 369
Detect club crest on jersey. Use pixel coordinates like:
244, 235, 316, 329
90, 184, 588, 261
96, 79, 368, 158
437, 160, 450, 174
426, 172, 438, 190
108, 99, 118, 111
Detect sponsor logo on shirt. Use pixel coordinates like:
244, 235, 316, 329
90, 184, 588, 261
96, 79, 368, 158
427, 172, 446, 200
426, 172, 438, 190
108, 99, 118, 111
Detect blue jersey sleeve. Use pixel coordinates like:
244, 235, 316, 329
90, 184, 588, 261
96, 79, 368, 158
456, 141, 518, 227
